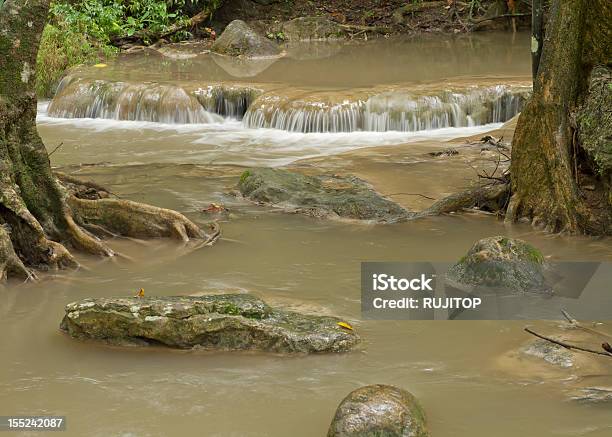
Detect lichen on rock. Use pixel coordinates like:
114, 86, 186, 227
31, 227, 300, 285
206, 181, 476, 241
446, 236, 549, 293
212, 19, 280, 58
327, 384, 429, 437
281, 17, 345, 41
60, 294, 360, 353
237, 168, 411, 223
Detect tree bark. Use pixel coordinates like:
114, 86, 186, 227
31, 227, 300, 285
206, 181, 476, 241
0, 0, 217, 282
507, 0, 612, 234
531, 0, 544, 81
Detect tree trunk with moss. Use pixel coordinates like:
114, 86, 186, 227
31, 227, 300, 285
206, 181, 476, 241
0, 0, 218, 282
507, 0, 611, 234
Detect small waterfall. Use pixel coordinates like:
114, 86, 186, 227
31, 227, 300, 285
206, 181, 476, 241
194, 85, 262, 120
243, 86, 529, 133
48, 78, 223, 124
243, 95, 366, 133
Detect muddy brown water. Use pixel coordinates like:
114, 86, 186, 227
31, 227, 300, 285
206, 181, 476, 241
2, 33, 611, 436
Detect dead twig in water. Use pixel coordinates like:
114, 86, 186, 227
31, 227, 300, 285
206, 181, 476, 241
524, 327, 612, 358
561, 309, 612, 340
48, 142, 64, 157
386, 192, 436, 201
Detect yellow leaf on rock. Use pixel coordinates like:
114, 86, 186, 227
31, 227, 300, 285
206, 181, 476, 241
94, 63, 107, 68
337, 321, 354, 331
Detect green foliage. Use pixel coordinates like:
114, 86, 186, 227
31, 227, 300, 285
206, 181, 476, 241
36, 1, 224, 96
36, 23, 117, 97
266, 31, 286, 42
49, 0, 190, 43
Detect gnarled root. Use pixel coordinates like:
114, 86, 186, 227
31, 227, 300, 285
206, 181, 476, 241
68, 196, 218, 243
0, 225, 34, 282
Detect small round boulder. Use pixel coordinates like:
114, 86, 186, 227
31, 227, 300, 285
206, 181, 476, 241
212, 20, 280, 58
328, 384, 429, 437
446, 236, 549, 293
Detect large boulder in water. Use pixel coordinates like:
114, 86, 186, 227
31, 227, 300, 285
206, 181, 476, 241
327, 384, 429, 437
237, 168, 411, 223
60, 294, 359, 353
446, 236, 549, 293
212, 20, 280, 57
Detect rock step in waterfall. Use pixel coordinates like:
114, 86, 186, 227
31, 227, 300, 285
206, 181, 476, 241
48, 76, 530, 133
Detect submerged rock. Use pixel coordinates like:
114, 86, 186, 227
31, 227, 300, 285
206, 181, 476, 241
281, 17, 345, 41
328, 384, 429, 437
212, 20, 280, 57
446, 236, 549, 293
521, 339, 575, 368
60, 294, 359, 353
237, 168, 411, 223
569, 386, 612, 404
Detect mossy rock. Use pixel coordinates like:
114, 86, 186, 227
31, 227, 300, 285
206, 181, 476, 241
212, 20, 280, 58
446, 236, 549, 293
328, 384, 429, 437
281, 17, 346, 41
237, 168, 411, 223
60, 294, 359, 353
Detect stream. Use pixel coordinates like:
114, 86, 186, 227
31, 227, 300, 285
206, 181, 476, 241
1, 32, 611, 436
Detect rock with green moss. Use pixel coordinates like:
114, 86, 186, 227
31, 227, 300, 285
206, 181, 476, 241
212, 20, 280, 58
328, 384, 429, 437
446, 236, 549, 293
238, 168, 411, 223
60, 294, 359, 353
281, 17, 345, 41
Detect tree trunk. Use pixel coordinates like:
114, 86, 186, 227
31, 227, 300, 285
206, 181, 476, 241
0, 0, 218, 282
507, 0, 611, 234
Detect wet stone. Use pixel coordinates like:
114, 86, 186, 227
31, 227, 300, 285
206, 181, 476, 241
212, 20, 280, 58
60, 294, 360, 353
328, 384, 429, 437
237, 168, 412, 223
446, 236, 549, 293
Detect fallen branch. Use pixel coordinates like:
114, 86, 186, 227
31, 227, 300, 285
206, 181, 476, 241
416, 182, 510, 217
113, 9, 212, 45
561, 309, 612, 340
386, 192, 436, 201
524, 327, 612, 358
471, 12, 530, 25
338, 23, 388, 34
48, 142, 63, 157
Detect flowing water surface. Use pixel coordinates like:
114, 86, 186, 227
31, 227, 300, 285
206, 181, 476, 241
1, 33, 611, 437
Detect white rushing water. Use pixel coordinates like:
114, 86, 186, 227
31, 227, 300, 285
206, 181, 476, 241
47, 77, 528, 134
38, 101, 503, 167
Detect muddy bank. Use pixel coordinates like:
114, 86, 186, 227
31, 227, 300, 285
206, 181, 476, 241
211, 0, 532, 38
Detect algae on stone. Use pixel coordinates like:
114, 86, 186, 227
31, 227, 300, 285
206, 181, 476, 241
281, 17, 345, 41
238, 168, 411, 223
328, 384, 429, 437
60, 294, 360, 353
446, 236, 549, 293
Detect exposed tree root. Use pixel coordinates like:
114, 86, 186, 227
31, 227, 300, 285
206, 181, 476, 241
0, 225, 34, 281
416, 182, 510, 218
68, 196, 206, 242
0, 1, 220, 283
